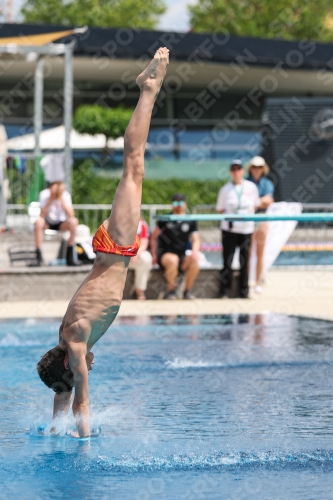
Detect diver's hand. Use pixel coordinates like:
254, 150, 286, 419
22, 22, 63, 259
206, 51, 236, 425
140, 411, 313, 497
86, 352, 94, 371
68, 430, 90, 439
69, 430, 81, 438
50, 426, 59, 435
38, 426, 60, 436
68, 429, 99, 438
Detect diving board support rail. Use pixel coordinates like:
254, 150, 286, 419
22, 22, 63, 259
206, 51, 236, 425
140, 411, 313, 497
155, 213, 333, 222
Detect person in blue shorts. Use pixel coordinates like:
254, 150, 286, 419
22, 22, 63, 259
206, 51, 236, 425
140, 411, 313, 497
247, 156, 274, 294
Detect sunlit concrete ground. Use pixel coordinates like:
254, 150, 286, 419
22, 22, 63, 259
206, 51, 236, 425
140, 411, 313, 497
1, 269, 333, 321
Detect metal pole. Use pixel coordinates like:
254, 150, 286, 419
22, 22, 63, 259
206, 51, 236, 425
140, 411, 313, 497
64, 42, 74, 194
0, 158, 5, 226
33, 56, 44, 201
149, 208, 156, 232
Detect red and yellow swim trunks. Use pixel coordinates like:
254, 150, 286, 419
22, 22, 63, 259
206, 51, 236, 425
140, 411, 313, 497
92, 224, 140, 257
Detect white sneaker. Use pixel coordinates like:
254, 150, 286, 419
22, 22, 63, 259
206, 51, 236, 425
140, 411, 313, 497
254, 285, 263, 294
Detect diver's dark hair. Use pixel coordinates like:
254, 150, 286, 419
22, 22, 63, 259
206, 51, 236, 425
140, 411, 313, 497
37, 346, 73, 394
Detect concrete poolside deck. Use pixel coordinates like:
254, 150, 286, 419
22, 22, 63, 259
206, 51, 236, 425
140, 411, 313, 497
2, 229, 333, 321
1, 269, 333, 321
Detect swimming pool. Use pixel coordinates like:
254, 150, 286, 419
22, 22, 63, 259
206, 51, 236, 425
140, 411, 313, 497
1, 314, 333, 499
204, 250, 333, 267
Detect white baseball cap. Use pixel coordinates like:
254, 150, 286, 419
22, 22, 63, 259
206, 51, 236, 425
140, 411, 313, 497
249, 156, 266, 167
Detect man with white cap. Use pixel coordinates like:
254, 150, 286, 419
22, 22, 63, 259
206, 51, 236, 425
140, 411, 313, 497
216, 159, 260, 299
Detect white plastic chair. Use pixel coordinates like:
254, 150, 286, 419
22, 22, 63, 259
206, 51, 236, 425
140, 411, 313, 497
28, 201, 70, 241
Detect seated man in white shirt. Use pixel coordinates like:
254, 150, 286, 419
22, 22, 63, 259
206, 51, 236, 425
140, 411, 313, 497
32, 181, 79, 266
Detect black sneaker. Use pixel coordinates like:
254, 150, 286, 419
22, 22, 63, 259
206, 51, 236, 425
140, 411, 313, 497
28, 258, 42, 267
29, 249, 43, 267
164, 290, 177, 300
183, 290, 195, 300
66, 245, 81, 266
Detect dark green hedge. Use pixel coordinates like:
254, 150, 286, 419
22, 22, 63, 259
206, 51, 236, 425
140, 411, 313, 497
72, 161, 224, 209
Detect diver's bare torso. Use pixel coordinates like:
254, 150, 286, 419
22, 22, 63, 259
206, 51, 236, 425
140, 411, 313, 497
59, 252, 130, 351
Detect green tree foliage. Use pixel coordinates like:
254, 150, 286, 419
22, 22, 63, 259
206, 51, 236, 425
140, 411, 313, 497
21, 0, 166, 29
188, 0, 333, 41
73, 160, 222, 209
73, 105, 133, 146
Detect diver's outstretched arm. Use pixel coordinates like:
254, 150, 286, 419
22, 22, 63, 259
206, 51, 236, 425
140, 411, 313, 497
53, 391, 72, 418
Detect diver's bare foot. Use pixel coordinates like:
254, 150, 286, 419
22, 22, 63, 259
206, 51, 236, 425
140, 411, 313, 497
136, 47, 169, 94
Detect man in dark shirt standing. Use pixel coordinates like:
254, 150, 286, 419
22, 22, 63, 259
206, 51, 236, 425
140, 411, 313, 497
150, 193, 200, 299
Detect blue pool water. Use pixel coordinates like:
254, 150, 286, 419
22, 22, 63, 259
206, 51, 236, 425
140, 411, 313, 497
1, 314, 333, 499
204, 250, 333, 267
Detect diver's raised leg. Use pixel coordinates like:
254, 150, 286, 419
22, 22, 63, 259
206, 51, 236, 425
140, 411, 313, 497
104, 47, 169, 246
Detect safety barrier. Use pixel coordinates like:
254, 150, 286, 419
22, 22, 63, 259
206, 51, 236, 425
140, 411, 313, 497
6, 203, 171, 232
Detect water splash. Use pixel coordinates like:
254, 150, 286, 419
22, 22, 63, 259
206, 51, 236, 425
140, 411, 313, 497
31, 450, 333, 473
30, 420, 101, 438
95, 450, 333, 472
30, 413, 76, 437
165, 358, 332, 370
166, 358, 226, 369
29, 404, 137, 438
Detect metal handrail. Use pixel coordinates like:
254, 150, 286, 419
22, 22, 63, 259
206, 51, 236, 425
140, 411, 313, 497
72, 204, 171, 210
72, 203, 171, 229
6, 203, 172, 231
193, 203, 333, 213
8, 203, 333, 211
6, 204, 27, 209
157, 213, 333, 222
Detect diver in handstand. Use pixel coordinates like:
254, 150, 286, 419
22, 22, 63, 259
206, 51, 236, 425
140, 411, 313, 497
37, 47, 170, 438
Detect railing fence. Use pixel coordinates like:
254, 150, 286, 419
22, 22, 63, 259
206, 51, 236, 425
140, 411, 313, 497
6, 202, 333, 232
5, 202, 333, 268
6, 203, 172, 233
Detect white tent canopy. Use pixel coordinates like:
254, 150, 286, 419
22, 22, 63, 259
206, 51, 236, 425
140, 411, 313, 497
7, 125, 125, 152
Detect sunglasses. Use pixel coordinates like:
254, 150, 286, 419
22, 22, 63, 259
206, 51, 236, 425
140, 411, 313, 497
230, 166, 243, 172
172, 200, 185, 206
